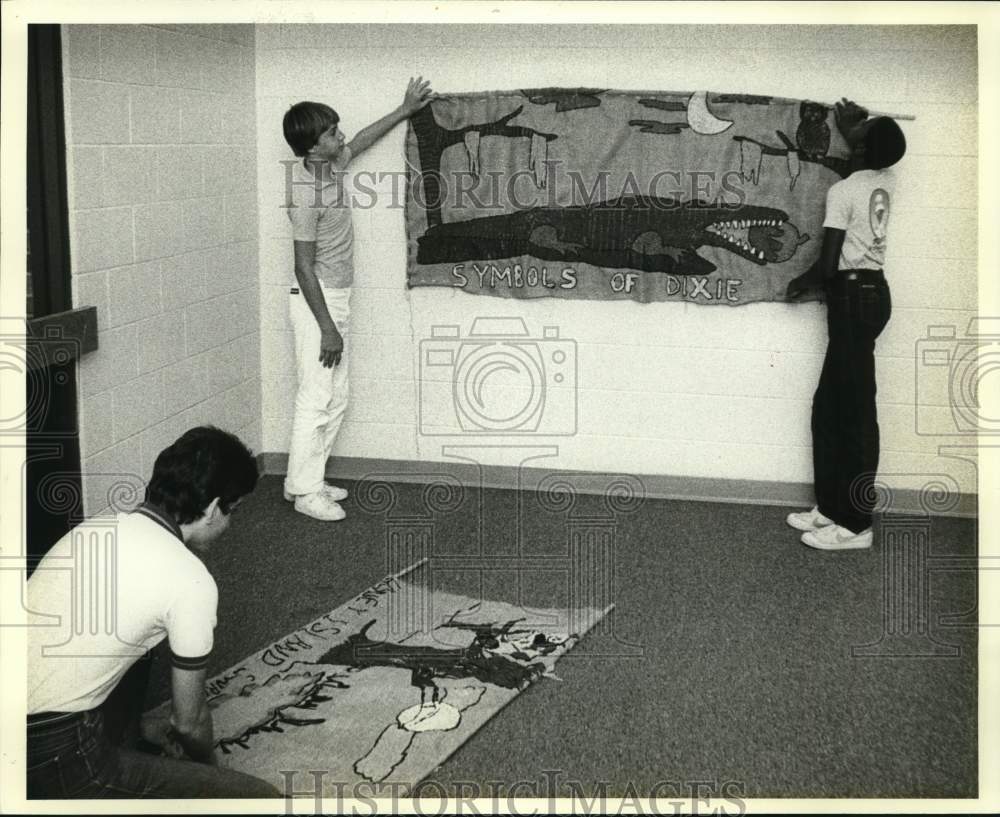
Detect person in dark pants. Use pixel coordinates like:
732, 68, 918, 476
26, 427, 281, 798
785, 99, 907, 551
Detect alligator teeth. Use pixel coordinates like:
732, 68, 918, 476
758, 250, 765, 260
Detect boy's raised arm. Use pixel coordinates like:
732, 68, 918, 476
835, 97, 869, 141
346, 76, 435, 159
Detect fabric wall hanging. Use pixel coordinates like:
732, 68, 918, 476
405, 89, 852, 305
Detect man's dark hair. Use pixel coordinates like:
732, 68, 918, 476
145, 426, 258, 524
864, 116, 906, 170
283, 101, 340, 157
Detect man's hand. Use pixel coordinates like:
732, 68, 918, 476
786, 274, 810, 301
163, 727, 193, 760
320, 327, 343, 368
786, 263, 822, 300
402, 76, 435, 116
835, 97, 868, 137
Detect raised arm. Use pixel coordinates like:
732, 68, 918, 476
835, 97, 869, 142
346, 76, 435, 158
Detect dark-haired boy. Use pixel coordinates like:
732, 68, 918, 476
786, 99, 907, 551
26, 427, 280, 798
280, 77, 435, 522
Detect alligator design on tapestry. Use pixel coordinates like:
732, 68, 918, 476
416, 195, 809, 276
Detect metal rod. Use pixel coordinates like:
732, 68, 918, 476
866, 109, 916, 121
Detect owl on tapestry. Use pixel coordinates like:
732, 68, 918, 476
795, 101, 831, 159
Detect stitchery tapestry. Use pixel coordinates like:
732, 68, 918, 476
143, 562, 610, 794
405, 89, 854, 305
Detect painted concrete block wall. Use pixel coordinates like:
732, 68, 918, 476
256, 24, 979, 497
63, 24, 262, 515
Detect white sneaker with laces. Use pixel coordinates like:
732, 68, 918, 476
801, 524, 872, 551
293, 491, 346, 522
284, 483, 349, 503
786, 506, 835, 532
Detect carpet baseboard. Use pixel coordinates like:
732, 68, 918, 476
257, 452, 977, 518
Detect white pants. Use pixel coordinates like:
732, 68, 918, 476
285, 286, 350, 496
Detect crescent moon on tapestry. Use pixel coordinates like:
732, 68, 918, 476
687, 91, 733, 134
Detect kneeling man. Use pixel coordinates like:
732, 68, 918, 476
27, 426, 280, 798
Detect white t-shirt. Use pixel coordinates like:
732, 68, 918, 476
823, 167, 896, 271
285, 149, 355, 288
27, 505, 218, 714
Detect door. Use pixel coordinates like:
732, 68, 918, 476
25, 25, 97, 567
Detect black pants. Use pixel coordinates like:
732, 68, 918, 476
811, 270, 892, 534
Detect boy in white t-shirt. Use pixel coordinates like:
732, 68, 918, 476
26, 427, 279, 797
785, 100, 907, 551
280, 77, 434, 522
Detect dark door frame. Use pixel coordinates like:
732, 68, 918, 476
28, 24, 72, 317
26, 24, 98, 564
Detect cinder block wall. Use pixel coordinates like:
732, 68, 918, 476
255, 24, 979, 499
62, 24, 261, 514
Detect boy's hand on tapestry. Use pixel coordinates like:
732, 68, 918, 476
786, 259, 828, 301
834, 98, 868, 135
320, 327, 343, 368
785, 273, 810, 301
403, 76, 436, 114
163, 727, 191, 760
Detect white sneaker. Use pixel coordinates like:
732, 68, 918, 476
284, 483, 349, 503
786, 506, 834, 532
293, 491, 346, 522
801, 524, 872, 551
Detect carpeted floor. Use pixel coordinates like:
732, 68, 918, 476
147, 474, 977, 799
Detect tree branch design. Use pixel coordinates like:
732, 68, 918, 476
732, 130, 850, 179
410, 105, 559, 228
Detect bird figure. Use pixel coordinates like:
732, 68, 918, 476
795, 100, 831, 159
